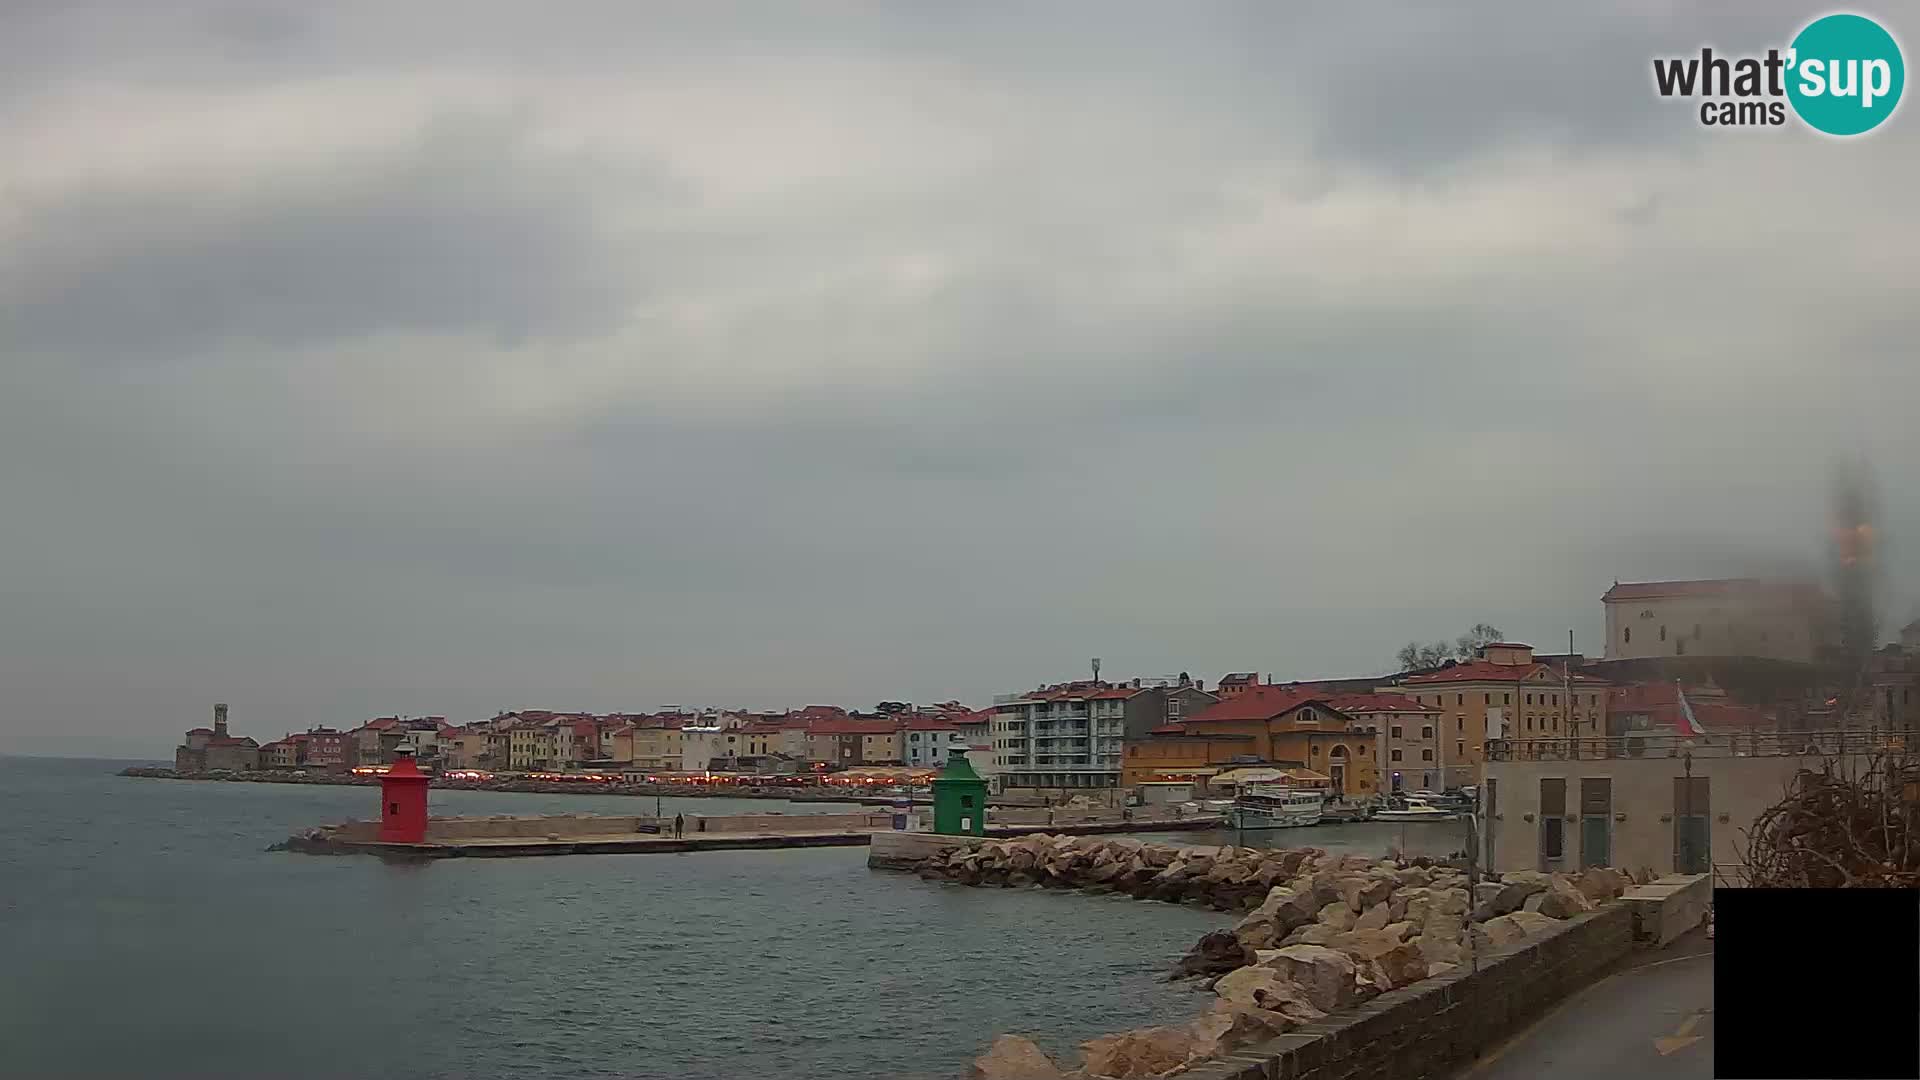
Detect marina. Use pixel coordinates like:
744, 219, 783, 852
1222, 783, 1325, 829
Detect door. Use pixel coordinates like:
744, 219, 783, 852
1538, 778, 1566, 871
1673, 777, 1710, 874
1579, 778, 1612, 869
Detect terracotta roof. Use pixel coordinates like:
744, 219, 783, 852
809, 719, 900, 735
1401, 661, 1607, 686
571, 720, 597, 737
1609, 682, 1774, 732
901, 717, 961, 731
1183, 686, 1326, 722
738, 724, 785, 734
1602, 578, 1826, 604
1321, 692, 1439, 714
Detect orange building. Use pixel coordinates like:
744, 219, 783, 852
1391, 642, 1609, 784
1123, 686, 1379, 798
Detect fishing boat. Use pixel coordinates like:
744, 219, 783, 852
1374, 794, 1457, 821
1225, 784, 1326, 829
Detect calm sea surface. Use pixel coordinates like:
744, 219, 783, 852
0, 756, 1268, 1080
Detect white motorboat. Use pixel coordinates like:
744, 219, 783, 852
1374, 795, 1457, 821
1226, 784, 1326, 829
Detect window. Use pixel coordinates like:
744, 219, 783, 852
1311, 744, 1319, 756
1526, 717, 1534, 731
1390, 725, 1403, 739
1526, 694, 1533, 705
1421, 725, 1434, 739
1391, 749, 1402, 762
1456, 740, 1465, 758
1485, 693, 1492, 705
1421, 749, 1434, 761
1456, 716, 1464, 732
1676, 639, 1687, 656
1456, 694, 1464, 706
1660, 625, 1667, 641
1624, 627, 1631, 644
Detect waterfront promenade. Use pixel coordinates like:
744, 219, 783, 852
1454, 928, 1713, 1080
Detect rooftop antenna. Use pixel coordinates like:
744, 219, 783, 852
1091, 657, 1102, 684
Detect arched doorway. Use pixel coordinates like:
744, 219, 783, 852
1327, 743, 1349, 796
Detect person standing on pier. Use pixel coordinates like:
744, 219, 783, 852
673, 813, 685, 839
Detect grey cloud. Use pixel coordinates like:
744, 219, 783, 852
2, 111, 660, 356
3, 2, 1919, 756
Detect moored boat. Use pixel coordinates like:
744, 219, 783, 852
1225, 784, 1325, 829
1374, 794, 1458, 821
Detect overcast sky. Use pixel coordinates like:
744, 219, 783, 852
4, 2, 1917, 756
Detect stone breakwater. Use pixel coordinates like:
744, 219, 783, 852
901, 834, 1634, 1079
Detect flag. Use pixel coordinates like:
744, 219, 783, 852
1675, 684, 1706, 736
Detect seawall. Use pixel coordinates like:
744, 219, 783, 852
1183, 905, 1638, 1080
278, 812, 1221, 859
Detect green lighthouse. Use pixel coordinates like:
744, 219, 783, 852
930, 748, 988, 835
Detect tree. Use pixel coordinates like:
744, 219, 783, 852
1455, 623, 1506, 658
1396, 641, 1453, 671
1395, 623, 1506, 672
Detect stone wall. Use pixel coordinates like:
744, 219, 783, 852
1178, 905, 1636, 1080
869, 831, 984, 870
1620, 874, 1711, 946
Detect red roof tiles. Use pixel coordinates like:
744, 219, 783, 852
1183, 686, 1326, 722
1609, 682, 1774, 732
1320, 692, 1438, 714
1400, 661, 1607, 686
808, 719, 900, 736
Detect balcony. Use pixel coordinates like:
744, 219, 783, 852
1485, 729, 1906, 762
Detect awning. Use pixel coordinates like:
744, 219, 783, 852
1210, 767, 1286, 786
1212, 766, 1331, 787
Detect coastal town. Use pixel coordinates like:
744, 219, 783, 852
148, 574, 1920, 880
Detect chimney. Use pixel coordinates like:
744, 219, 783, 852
214, 703, 229, 738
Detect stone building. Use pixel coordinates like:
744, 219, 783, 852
173, 704, 259, 772
1322, 692, 1449, 792
1602, 578, 1832, 662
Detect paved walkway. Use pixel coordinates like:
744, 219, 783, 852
1457, 931, 1714, 1080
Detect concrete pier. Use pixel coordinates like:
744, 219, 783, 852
277, 810, 1223, 859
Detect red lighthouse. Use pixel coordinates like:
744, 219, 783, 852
378, 748, 431, 844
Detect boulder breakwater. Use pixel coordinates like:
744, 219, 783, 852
884, 833, 1640, 1078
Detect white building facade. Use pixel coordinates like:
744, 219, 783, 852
990, 684, 1128, 792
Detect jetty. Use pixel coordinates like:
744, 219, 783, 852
275, 809, 1223, 859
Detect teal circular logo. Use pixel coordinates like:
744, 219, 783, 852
1786, 14, 1905, 135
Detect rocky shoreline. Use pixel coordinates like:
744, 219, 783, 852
904, 834, 1632, 1079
